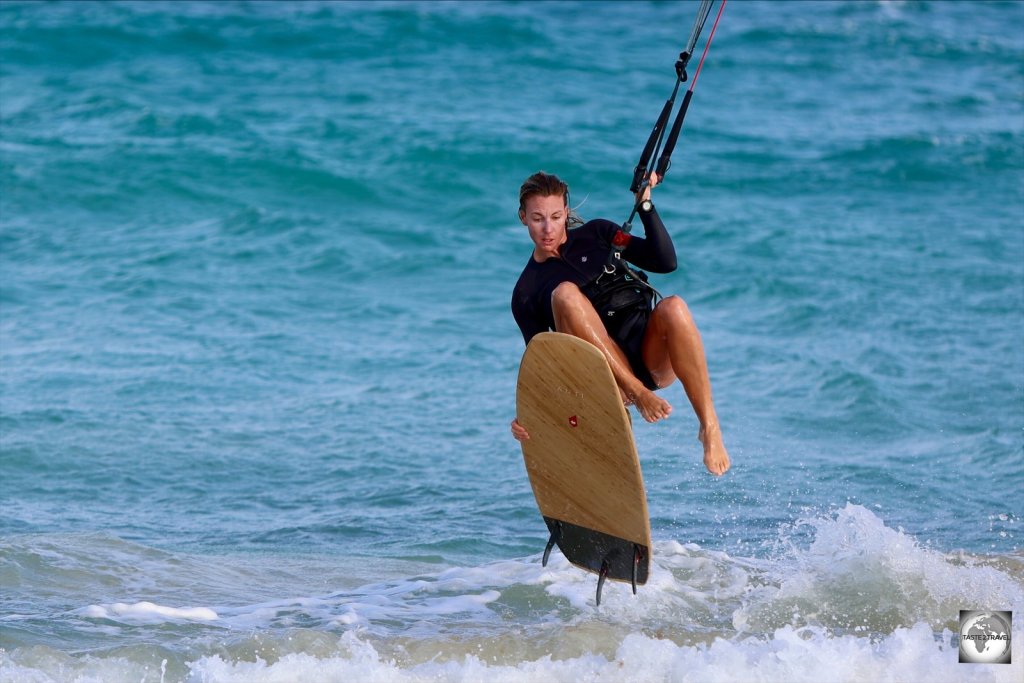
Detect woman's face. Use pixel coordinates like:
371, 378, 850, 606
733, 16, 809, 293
519, 193, 568, 261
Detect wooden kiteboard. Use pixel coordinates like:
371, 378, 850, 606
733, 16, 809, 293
516, 332, 651, 603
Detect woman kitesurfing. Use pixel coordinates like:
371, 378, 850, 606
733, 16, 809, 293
509, 0, 730, 477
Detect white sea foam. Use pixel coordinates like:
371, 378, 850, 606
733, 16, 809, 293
6, 625, 1019, 683
734, 504, 1024, 634
8, 506, 1020, 683
81, 601, 219, 623
70, 506, 1016, 641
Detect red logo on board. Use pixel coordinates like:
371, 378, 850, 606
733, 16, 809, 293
568, 415, 578, 427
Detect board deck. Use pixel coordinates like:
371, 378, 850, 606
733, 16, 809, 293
516, 332, 651, 592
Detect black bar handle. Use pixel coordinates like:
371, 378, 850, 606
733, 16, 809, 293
654, 88, 694, 179
630, 98, 673, 193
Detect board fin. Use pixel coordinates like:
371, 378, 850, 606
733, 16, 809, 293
632, 543, 644, 594
542, 521, 561, 567
543, 516, 649, 604
596, 559, 610, 606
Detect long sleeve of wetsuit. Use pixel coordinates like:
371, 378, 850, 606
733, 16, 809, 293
621, 205, 677, 273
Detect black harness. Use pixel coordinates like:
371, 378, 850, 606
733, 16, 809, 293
565, 231, 662, 336
581, 261, 660, 336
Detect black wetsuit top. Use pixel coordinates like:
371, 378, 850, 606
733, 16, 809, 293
511, 206, 677, 387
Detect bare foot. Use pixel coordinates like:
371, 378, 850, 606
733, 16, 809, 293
698, 423, 730, 476
631, 387, 672, 423
619, 387, 634, 407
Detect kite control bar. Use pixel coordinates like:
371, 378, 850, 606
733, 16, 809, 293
628, 0, 726, 197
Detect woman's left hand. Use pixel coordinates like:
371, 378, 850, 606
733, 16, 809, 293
635, 172, 661, 204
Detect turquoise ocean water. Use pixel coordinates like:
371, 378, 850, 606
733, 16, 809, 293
1, 1, 1023, 681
